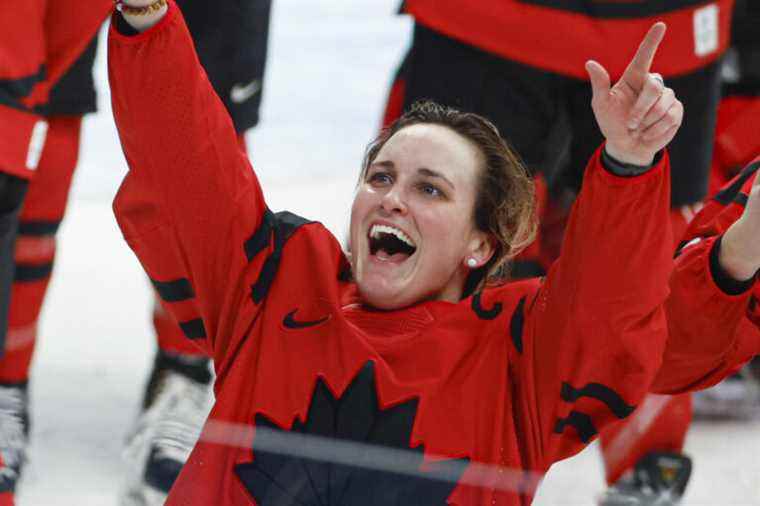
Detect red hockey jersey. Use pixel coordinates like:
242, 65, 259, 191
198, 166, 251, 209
404, 0, 733, 80
0, 0, 111, 178
108, 4, 675, 504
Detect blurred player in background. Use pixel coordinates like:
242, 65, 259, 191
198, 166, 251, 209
0, 3, 112, 504
381, 1, 733, 504
0, 1, 273, 505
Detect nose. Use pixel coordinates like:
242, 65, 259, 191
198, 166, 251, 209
379, 185, 408, 215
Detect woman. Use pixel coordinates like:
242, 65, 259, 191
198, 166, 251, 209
109, 2, 681, 504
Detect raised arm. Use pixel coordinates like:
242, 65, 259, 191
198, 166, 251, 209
516, 24, 682, 465
653, 158, 760, 393
108, 1, 269, 364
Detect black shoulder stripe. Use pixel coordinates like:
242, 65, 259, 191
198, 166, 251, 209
179, 318, 207, 340
151, 277, 195, 303
249, 212, 312, 305
471, 292, 502, 320
274, 211, 313, 239
244, 210, 276, 262
561, 382, 635, 419
251, 253, 280, 304
714, 160, 760, 205
554, 411, 597, 443
18, 220, 60, 237
510, 297, 526, 354
14, 263, 53, 282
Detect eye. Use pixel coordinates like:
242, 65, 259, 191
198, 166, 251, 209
368, 171, 393, 186
418, 183, 444, 198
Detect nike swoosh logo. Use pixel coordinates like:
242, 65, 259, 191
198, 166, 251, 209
230, 79, 262, 104
283, 309, 330, 329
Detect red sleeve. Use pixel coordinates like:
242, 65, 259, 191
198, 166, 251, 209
519, 147, 673, 466
0, 0, 109, 178
652, 158, 760, 393
107, 3, 269, 369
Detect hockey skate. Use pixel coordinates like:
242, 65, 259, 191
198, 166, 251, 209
121, 351, 213, 506
0, 383, 29, 502
598, 452, 692, 506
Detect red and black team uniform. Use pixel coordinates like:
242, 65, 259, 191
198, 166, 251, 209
0, 0, 111, 358
0, 4, 109, 500
108, 5, 682, 504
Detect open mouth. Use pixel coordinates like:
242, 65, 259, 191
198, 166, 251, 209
368, 224, 417, 262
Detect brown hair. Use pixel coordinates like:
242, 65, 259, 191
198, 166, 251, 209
360, 100, 537, 293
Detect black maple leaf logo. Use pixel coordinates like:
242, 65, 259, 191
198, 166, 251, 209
235, 362, 469, 505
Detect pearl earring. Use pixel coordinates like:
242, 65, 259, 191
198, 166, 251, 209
466, 258, 478, 268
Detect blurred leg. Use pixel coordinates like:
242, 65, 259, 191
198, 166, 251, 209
0, 116, 82, 383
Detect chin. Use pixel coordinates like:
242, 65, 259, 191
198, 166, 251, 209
356, 279, 412, 311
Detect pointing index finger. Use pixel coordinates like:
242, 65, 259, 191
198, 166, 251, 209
621, 22, 666, 91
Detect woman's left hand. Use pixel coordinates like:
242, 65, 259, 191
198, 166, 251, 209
585, 22, 684, 167
720, 169, 760, 281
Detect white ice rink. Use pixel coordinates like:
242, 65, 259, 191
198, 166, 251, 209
17, 1, 760, 504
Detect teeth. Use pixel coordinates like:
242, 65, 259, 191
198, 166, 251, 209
369, 224, 415, 248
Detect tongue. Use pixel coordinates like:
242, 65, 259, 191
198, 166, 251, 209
375, 249, 410, 263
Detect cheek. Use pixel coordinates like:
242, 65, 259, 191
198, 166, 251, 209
349, 193, 369, 238
418, 210, 471, 258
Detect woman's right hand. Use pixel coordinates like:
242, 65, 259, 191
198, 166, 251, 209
585, 23, 684, 167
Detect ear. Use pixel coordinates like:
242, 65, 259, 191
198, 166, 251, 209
465, 230, 496, 268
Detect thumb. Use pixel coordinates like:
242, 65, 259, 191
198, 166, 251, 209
586, 60, 611, 102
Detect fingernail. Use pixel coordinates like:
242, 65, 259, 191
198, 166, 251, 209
628, 120, 639, 130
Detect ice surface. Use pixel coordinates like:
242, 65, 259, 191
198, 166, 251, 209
18, 1, 760, 504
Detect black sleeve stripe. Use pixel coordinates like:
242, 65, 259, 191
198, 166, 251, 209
554, 411, 597, 443
14, 263, 53, 282
244, 210, 276, 262
178, 319, 207, 340
709, 235, 756, 295
18, 220, 60, 237
0, 64, 47, 109
734, 192, 749, 207
561, 382, 635, 419
249, 211, 313, 305
510, 296, 526, 354
471, 292, 502, 320
713, 160, 760, 205
151, 278, 196, 303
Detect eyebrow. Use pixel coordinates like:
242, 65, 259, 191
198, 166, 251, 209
370, 161, 456, 190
